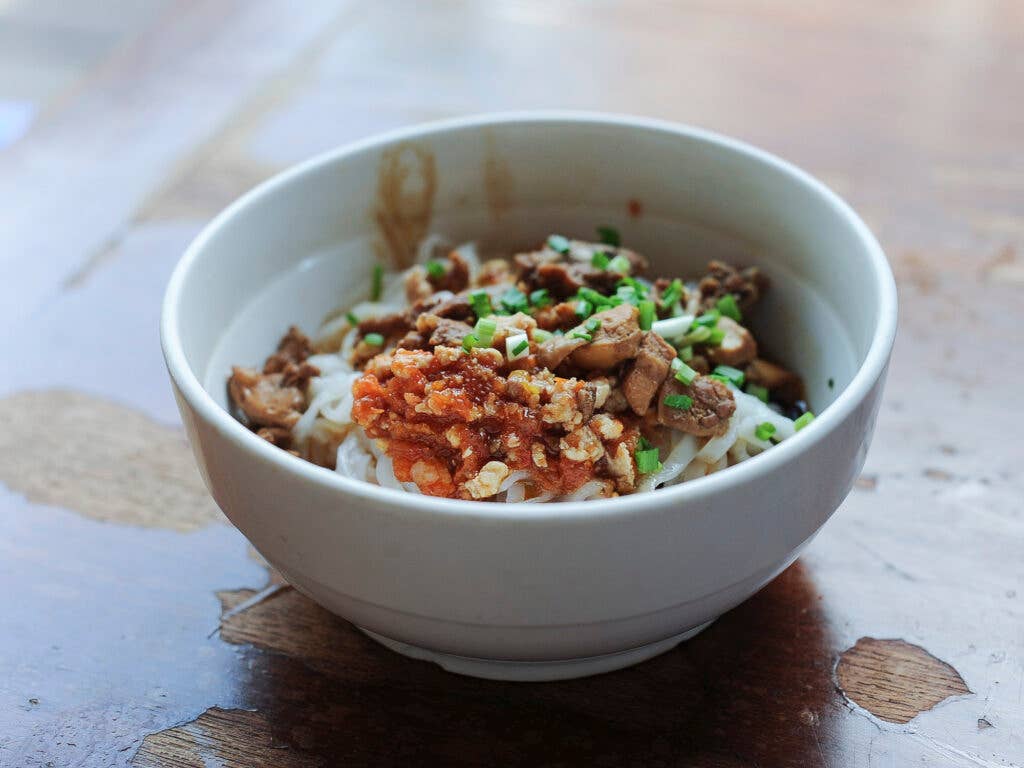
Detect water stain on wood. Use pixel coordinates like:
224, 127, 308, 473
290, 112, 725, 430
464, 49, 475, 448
374, 143, 436, 269
0, 390, 223, 531
835, 637, 971, 724
132, 707, 319, 768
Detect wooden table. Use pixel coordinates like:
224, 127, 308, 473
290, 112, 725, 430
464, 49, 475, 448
2, 1, 1022, 765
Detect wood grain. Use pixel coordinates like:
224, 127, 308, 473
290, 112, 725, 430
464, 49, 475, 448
836, 638, 972, 724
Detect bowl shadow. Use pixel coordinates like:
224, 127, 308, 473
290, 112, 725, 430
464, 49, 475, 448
218, 560, 839, 766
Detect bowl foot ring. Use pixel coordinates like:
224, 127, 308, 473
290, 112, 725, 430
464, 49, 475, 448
358, 621, 714, 682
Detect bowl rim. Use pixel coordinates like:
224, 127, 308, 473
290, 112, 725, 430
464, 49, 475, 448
161, 110, 897, 523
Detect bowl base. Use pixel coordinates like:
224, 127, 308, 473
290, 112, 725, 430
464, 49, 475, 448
358, 621, 714, 682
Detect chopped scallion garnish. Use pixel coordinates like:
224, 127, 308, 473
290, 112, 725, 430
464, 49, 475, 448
638, 300, 655, 331
569, 331, 593, 342
346, 311, 358, 326
530, 288, 552, 308
512, 337, 529, 356
461, 333, 479, 352
469, 290, 492, 319
584, 317, 602, 333
591, 250, 610, 269
370, 264, 384, 301
671, 358, 698, 386
663, 394, 694, 410
500, 288, 529, 314
606, 255, 631, 274
474, 316, 498, 347
755, 422, 776, 441
678, 345, 694, 362
597, 225, 621, 247
659, 279, 684, 308
693, 309, 720, 328
715, 294, 742, 322
745, 383, 769, 403
635, 438, 661, 474
794, 412, 816, 431
425, 260, 446, 279
682, 326, 712, 345
713, 365, 745, 387
706, 327, 725, 346
578, 287, 609, 307
547, 234, 570, 254
575, 299, 593, 318
363, 332, 384, 347
708, 374, 731, 384
532, 328, 554, 343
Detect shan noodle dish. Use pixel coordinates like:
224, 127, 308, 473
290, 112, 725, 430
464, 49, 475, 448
228, 231, 815, 502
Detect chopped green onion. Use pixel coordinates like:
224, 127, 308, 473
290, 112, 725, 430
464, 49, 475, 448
469, 290, 492, 319
713, 365, 745, 387
371, 264, 384, 301
474, 316, 498, 347
607, 255, 631, 274
706, 327, 725, 346
755, 422, 777, 441
663, 394, 694, 410
652, 314, 696, 340
659, 279, 684, 308
693, 309, 720, 328
461, 333, 479, 352
597, 225, 621, 247
671, 358, 698, 386
638, 300, 655, 331
708, 374, 731, 384
715, 294, 742, 322
425, 260, 446, 279
530, 288, 552, 308
678, 345, 694, 362
618, 276, 648, 298
547, 234, 570, 254
345, 311, 359, 326
575, 299, 593, 319
584, 317, 602, 333
499, 288, 529, 314
511, 337, 529, 356
591, 250, 610, 269
746, 383, 769, 403
615, 285, 640, 305
682, 326, 712, 344
363, 332, 384, 347
532, 328, 553, 343
578, 287, 610, 307
635, 442, 661, 474
569, 331, 593, 342
794, 412, 816, 431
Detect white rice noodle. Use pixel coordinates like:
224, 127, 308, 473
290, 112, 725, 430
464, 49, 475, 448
335, 431, 373, 482
637, 433, 700, 493
564, 479, 615, 501
306, 353, 350, 376
697, 417, 739, 464
498, 470, 532, 494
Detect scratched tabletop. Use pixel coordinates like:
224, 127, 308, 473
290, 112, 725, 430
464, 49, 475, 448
2, 1, 1023, 766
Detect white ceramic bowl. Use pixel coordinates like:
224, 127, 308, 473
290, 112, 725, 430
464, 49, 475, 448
161, 113, 896, 681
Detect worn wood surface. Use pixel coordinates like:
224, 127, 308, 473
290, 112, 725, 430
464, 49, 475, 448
2, 1, 1022, 766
